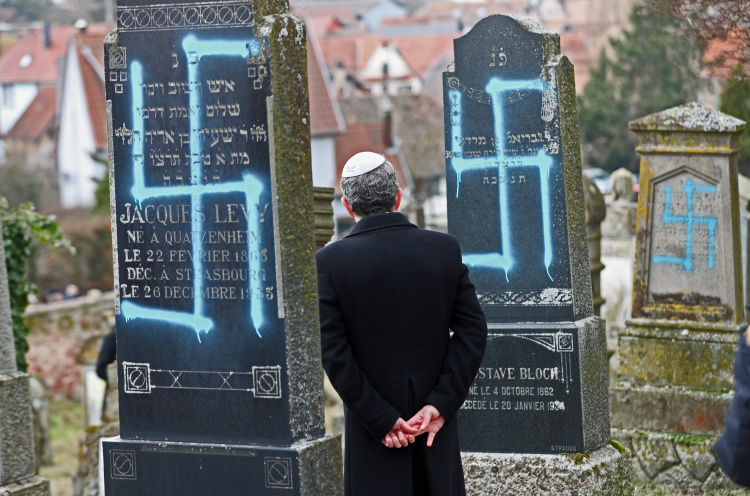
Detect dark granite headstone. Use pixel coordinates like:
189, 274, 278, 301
444, 15, 609, 454
101, 0, 343, 494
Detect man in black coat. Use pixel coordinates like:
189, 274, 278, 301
317, 152, 488, 496
716, 325, 750, 487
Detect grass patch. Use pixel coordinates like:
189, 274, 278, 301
39, 400, 84, 496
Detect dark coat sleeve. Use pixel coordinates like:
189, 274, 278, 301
424, 240, 488, 424
96, 330, 117, 382
317, 254, 402, 441
716, 331, 750, 488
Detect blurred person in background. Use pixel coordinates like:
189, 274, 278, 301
46, 289, 63, 302
715, 317, 750, 488
64, 284, 81, 300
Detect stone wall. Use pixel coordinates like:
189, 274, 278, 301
611, 428, 737, 490
24, 293, 115, 400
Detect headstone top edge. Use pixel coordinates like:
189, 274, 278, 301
104, 29, 118, 45
504, 14, 553, 35
629, 101, 747, 133
454, 13, 559, 41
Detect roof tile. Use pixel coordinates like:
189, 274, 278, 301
78, 36, 107, 150
307, 21, 345, 136
2, 86, 56, 140
0, 26, 76, 84
335, 121, 408, 192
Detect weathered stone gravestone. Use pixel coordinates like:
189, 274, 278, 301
610, 103, 747, 490
101, 0, 343, 493
582, 173, 606, 317
443, 15, 632, 494
601, 167, 637, 349
0, 229, 52, 495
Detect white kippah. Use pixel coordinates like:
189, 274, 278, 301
342, 152, 386, 178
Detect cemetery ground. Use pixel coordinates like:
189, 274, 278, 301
34, 397, 750, 496
40, 400, 83, 496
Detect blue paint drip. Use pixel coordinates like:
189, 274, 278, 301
124, 37, 267, 341
447, 76, 554, 281
652, 178, 718, 272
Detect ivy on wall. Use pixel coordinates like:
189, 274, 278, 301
1, 197, 74, 371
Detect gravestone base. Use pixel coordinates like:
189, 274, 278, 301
611, 428, 743, 491
461, 443, 634, 495
0, 476, 52, 496
617, 319, 743, 390
0, 372, 37, 486
610, 385, 732, 436
102, 435, 342, 496
461, 317, 609, 454
610, 318, 743, 492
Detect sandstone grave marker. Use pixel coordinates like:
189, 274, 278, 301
611, 103, 747, 490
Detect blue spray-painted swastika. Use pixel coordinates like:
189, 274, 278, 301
652, 178, 717, 272
120, 35, 268, 342
448, 77, 554, 281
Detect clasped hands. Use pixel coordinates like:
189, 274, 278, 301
381, 405, 445, 449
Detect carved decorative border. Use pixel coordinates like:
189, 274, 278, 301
117, 1, 254, 32
476, 288, 572, 306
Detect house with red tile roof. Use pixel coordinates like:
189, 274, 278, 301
0, 25, 74, 137
0, 24, 77, 208
318, 31, 455, 99
306, 17, 347, 190
0, 22, 112, 209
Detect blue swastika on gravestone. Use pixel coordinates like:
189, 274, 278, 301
119, 35, 267, 342
447, 77, 554, 281
652, 178, 717, 272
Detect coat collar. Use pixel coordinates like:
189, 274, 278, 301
345, 212, 417, 238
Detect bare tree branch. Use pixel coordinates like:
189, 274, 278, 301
650, 0, 750, 79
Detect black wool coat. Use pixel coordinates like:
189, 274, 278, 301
716, 330, 750, 488
316, 212, 488, 496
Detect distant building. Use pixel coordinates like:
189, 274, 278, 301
0, 22, 112, 209
0, 24, 75, 208
360, 0, 407, 31
334, 96, 415, 235
306, 17, 346, 190
57, 22, 110, 208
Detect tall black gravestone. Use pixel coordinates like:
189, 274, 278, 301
444, 15, 608, 455
101, 0, 343, 494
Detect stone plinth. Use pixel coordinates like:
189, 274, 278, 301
0, 476, 51, 496
102, 435, 342, 495
0, 373, 36, 486
462, 444, 633, 495
611, 103, 748, 490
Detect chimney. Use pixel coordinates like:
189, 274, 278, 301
383, 110, 392, 148
44, 23, 50, 48
380, 73, 392, 149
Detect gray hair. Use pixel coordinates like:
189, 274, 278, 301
341, 159, 400, 217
